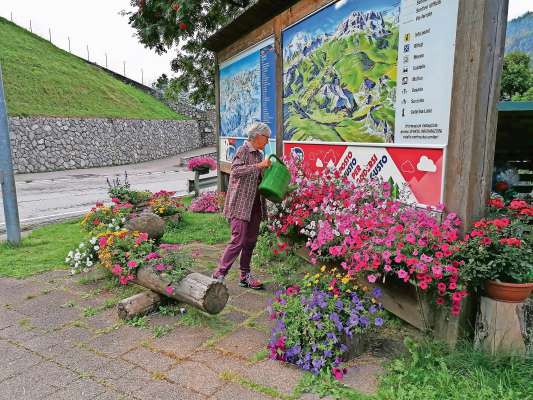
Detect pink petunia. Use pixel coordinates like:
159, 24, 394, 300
127, 260, 138, 269
111, 264, 122, 276
367, 274, 377, 283
98, 237, 108, 248
165, 286, 174, 295
397, 269, 408, 279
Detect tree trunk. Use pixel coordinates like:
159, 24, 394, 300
474, 296, 533, 355
135, 267, 229, 314
117, 291, 163, 320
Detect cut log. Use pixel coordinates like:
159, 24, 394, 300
136, 267, 229, 315
117, 291, 163, 320
474, 296, 533, 356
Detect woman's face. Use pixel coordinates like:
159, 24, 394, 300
252, 134, 269, 150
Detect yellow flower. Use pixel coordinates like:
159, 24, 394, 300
333, 295, 338, 299
336, 273, 341, 278
346, 289, 351, 293
371, 298, 376, 304
320, 266, 326, 272
314, 280, 319, 284
341, 277, 350, 284
314, 273, 320, 278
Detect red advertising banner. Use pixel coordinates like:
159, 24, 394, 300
284, 142, 445, 207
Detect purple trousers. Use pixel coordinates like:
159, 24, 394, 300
216, 196, 262, 277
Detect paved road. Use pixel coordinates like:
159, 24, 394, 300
0, 148, 216, 232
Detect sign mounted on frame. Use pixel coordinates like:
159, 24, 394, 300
284, 142, 445, 207
282, 0, 459, 146
219, 37, 277, 163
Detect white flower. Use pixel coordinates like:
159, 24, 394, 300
79, 243, 85, 248
115, 226, 120, 230
121, 218, 126, 223
108, 224, 113, 228
65, 258, 70, 263
74, 262, 80, 268
83, 268, 89, 273
112, 218, 116, 223
87, 261, 93, 267
90, 237, 97, 245
74, 254, 80, 260
94, 246, 99, 251
71, 269, 76, 275
68, 251, 74, 257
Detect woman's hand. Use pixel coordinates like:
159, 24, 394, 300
256, 158, 272, 169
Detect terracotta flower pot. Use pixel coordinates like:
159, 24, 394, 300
484, 280, 533, 303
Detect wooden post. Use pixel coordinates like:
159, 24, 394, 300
475, 297, 533, 355
444, 0, 509, 230
117, 291, 164, 320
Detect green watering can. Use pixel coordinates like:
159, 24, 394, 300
258, 154, 294, 203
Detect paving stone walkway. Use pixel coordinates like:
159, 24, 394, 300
0, 243, 400, 399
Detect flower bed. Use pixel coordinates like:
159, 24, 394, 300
267, 156, 473, 344
189, 191, 225, 213
268, 267, 384, 379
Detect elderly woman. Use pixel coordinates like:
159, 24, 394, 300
212, 122, 272, 289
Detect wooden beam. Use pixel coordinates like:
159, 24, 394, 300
444, 0, 509, 229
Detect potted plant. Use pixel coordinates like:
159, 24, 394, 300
459, 199, 533, 302
187, 156, 217, 175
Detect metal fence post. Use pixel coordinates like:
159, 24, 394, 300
0, 63, 21, 245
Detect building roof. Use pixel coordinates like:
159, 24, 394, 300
497, 101, 533, 112
204, 0, 299, 52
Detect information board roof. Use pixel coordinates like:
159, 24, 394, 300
204, 0, 299, 52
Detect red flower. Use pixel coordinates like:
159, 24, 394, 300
111, 197, 120, 204
436, 297, 445, 305
520, 207, 533, 216
494, 181, 508, 193
488, 198, 504, 209
481, 237, 492, 246
509, 199, 528, 210
179, 22, 187, 30
92, 219, 101, 226
172, 3, 180, 12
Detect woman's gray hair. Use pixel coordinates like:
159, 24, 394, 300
247, 121, 271, 141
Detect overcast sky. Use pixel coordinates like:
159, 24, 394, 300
0, 0, 531, 87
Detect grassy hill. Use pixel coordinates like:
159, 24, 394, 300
0, 17, 185, 120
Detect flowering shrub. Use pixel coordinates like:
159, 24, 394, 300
189, 191, 225, 213
187, 156, 217, 172
81, 200, 132, 233
149, 190, 184, 217
97, 230, 154, 285
269, 156, 467, 315
107, 173, 152, 205
144, 243, 193, 295
65, 236, 99, 274
268, 268, 384, 379
459, 199, 533, 287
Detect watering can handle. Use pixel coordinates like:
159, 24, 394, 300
268, 154, 286, 166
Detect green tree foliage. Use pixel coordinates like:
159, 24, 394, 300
126, 0, 251, 106
500, 51, 533, 100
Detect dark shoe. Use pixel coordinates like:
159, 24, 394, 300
239, 273, 264, 290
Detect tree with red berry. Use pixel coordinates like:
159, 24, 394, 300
125, 0, 251, 106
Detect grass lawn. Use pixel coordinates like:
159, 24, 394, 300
298, 339, 533, 400
0, 219, 85, 278
162, 196, 230, 245
0, 17, 185, 120
0, 199, 229, 278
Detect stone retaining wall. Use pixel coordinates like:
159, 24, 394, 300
9, 117, 202, 173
